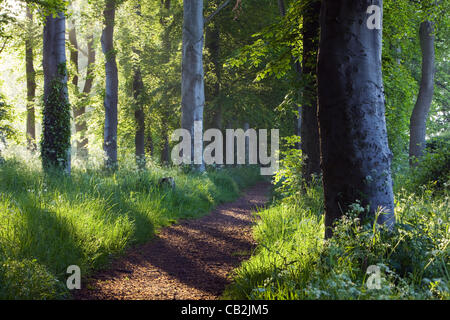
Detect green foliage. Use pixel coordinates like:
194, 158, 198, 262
0, 156, 261, 299
273, 135, 303, 199
397, 132, 450, 192
0, 258, 66, 300
41, 63, 71, 172
225, 183, 449, 300
0, 92, 15, 141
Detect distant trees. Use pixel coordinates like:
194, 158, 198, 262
68, 4, 96, 160
317, 0, 395, 238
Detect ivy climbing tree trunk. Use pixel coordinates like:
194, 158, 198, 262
42, 11, 71, 174
181, 0, 205, 171
300, 0, 321, 182
25, 5, 36, 151
317, 0, 395, 238
409, 21, 435, 166
102, 0, 118, 170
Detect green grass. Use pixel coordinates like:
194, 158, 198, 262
224, 179, 449, 300
0, 157, 262, 299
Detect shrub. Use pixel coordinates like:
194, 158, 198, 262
0, 259, 67, 300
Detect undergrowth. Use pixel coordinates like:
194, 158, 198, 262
225, 137, 449, 300
0, 150, 262, 299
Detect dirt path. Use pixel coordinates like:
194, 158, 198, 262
74, 181, 271, 300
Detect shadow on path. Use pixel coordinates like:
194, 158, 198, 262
73, 181, 271, 300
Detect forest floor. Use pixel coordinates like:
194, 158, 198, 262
73, 181, 271, 300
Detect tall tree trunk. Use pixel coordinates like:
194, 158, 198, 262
146, 129, 154, 157
409, 21, 435, 166
133, 4, 146, 169
133, 67, 146, 168
161, 127, 170, 165
42, 11, 71, 174
25, 5, 36, 151
181, 0, 205, 171
101, 0, 118, 170
317, 0, 395, 239
300, 0, 321, 182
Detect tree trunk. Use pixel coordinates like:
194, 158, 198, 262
42, 11, 71, 174
133, 4, 146, 169
181, 0, 205, 171
133, 67, 146, 168
101, 0, 118, 170
409, 21, 435, 166
277, 0, 286, 16
317, 0, 395, 238
300, 0, 321, 182
25, 5, 36, 151
74, 34, 96, 158
146, 130, 154, 157
161, 126, 170, 165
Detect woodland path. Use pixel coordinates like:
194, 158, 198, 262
74, 181, 271, 300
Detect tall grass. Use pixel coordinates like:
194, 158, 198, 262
0, 151, 262, 299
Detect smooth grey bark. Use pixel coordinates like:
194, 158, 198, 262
101, 0, 118, 169
409, 21, 435, 166
300, 0, 321, 182
133, 4, 146, 169
181, 0, 205, 171
317, 0, 395, 238
25, 5, 36, 151
42, 11, 71, 174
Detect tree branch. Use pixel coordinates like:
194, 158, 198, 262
204, 0, 231, 25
